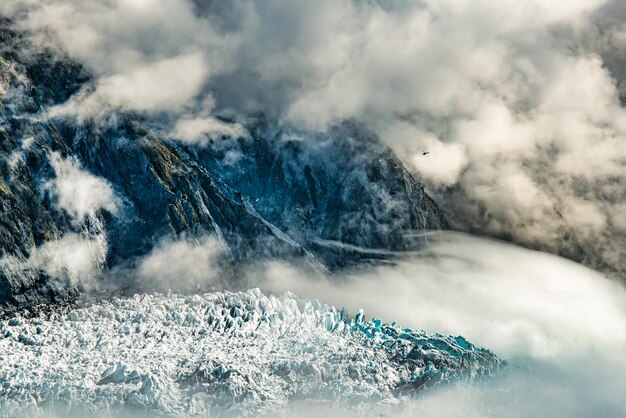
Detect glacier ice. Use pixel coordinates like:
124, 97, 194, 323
0, 289, 503, 416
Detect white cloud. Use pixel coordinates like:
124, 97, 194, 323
31, 233, 108, 290
237, 232, 626, 417
17, 152, 123, 289
48, 53, 209, 117
48, 152, 119, 224
2, 0, 625, 272
383, 121, 468, 187
171, 115, 247, 144
251, 232, 626, 361
137, 236, 225, 291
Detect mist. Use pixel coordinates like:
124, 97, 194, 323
136, 235, 225, 291
0, 152, 117, 290
95, 230, 626, 416
252, 233, 626, 360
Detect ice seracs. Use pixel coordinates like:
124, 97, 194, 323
0, 289, 504, 417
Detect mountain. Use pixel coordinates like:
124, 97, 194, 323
0, 19, 448, 308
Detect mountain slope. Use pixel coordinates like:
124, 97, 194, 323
0, 19, 448, 307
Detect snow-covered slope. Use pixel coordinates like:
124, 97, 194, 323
0, 289, 503, 417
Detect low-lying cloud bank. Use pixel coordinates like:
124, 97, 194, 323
66, 227, 626, 373
251, 232, 626, 417
1, 0, 624, 273
254, 233, 626, 361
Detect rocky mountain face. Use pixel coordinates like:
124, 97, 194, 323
0, 19, 448, 307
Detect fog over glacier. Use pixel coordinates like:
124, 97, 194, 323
0, 0, 625, 417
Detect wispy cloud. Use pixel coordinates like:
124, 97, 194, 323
47, 152, 119, 223
136, 235, 226, 291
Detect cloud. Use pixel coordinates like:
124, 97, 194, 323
3, 0, 231, 118
50, 53, 210, 116
31, 233, 108, 290
7, 231, 625, 417
2, 0, 625, 273
8, 152, 122, 289
0, 231, 109, 291
136, 235, 226, 291
171, 114, 247, 144
383, 121, 468, 187
251, 232, 626, 361
47, 152, 119, 223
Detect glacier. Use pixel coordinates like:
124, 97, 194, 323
0, 289, 503, 417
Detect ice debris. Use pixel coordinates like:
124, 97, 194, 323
0, 289, 504, 416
